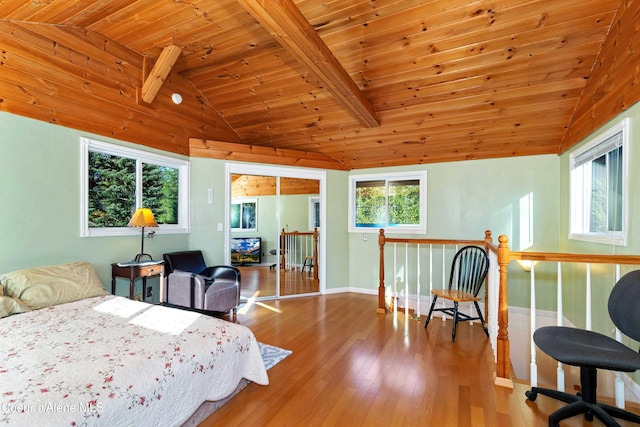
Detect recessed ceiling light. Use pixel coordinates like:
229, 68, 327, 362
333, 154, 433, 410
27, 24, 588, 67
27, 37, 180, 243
171, 93, 183, 104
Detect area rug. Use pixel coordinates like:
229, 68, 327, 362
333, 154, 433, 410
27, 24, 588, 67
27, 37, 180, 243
258, 342, 293, 370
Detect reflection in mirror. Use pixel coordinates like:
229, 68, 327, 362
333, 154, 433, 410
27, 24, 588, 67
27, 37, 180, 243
230, 174, 320, 300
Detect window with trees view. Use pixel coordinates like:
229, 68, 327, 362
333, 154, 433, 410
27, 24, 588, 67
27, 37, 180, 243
80, 138, 190, 237
569, 118, 628, 245
349, 171, 427, 234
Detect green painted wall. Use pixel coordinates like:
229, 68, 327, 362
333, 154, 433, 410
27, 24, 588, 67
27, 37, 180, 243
0, 112, 190, 297
346, 156, 561, 301
10, 108, 618, 308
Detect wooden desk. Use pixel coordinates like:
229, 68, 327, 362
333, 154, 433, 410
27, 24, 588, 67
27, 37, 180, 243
111, 261, 164, 301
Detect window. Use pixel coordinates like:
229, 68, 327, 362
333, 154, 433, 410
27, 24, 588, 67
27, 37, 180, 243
349, 171, 427, 234
569, 118, 628, 245
309, 196, 320, 230
519, 192, 533, 250
80, 138, 190, 237
231, 199, 257, 231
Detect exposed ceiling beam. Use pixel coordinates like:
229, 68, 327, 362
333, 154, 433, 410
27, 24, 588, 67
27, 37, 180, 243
141, 44, 182, 104
237, 0, 379, 128
189, 138, 350, 170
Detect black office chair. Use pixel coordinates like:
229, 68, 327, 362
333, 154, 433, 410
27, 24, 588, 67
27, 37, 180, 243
424, 245, 490, 342
526, 270, 640, 427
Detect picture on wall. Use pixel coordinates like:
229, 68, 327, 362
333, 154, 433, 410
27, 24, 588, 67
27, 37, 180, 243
231, 199, 257, 231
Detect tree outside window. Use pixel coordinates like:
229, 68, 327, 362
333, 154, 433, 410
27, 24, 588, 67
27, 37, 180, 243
81, 137, 190, 237
349, 171, 426, 234
569, 118, 628, 245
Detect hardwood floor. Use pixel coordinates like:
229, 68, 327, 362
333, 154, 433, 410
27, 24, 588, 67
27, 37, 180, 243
239, 265, 319, 299
202, 293, 640, 426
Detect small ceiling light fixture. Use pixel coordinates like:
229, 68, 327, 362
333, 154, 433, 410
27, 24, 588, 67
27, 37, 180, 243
171, 93, 183, 105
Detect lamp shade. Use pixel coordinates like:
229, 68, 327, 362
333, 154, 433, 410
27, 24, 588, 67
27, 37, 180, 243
128, 208, 158, 228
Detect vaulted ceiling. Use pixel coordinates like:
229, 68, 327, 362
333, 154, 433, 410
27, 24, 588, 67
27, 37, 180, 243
1, 0, 639, 170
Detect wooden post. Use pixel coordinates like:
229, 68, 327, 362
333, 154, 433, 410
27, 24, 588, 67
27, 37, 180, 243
378, 229, 387, 314
495, 234, 512, 385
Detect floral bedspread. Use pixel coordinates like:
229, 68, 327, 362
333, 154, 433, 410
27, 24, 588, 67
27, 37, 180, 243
0, 295, 268, 426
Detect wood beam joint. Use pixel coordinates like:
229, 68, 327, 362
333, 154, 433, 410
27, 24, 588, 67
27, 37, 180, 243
237, 0, 379, 128
141, 44, 182, 104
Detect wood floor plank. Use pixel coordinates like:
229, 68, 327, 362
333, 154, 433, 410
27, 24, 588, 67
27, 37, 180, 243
201, 293, 640, 426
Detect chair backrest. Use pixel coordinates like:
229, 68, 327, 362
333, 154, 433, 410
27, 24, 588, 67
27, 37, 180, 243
163, 250, 208, 275
447, 245, 490, 296
608, 270, 640, 343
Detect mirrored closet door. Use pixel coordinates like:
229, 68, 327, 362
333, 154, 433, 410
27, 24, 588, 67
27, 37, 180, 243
226, 164, 325, 302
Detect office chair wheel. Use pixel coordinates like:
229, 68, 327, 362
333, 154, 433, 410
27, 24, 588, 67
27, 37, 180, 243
525, 390, 537, 401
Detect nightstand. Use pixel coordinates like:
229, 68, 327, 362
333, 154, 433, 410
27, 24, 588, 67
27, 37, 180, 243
111, 260, 165, 301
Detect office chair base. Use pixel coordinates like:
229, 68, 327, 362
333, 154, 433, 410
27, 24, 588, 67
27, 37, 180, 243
526, 386, 640, 427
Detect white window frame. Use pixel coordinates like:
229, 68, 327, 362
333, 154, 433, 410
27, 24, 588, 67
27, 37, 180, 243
569, 118, 629, 246
231, 198, 258, 232
80, 137, 190, 237
309, 196, 320, 231
348, 170, 427, 234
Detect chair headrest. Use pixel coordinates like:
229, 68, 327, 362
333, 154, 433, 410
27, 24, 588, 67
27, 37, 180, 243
163, 251, 207, 275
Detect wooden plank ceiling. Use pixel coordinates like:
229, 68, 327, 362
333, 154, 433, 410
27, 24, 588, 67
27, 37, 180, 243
232, 175, 320, 197
1, 0, 638, 170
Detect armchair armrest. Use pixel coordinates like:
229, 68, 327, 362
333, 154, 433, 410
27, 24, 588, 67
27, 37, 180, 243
201, 266, 241, 283
166, 271, 206, 310
201, 266, 241, 309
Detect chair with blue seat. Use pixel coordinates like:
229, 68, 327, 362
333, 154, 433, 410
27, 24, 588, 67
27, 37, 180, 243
525, 270, 640, 427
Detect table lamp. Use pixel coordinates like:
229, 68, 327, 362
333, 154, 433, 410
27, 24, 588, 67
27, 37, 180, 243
128, 207, 158, 262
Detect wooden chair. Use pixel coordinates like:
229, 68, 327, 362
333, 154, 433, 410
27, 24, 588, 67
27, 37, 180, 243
301, 255, 314, 275
424, 245, 490, 342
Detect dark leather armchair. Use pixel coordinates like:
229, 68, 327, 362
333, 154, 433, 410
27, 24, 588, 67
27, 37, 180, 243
162, 250, 241, 316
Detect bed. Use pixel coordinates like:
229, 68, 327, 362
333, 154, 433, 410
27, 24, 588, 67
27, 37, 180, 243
0, 262, 268, 427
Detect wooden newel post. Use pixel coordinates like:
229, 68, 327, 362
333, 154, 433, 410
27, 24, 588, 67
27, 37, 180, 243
484, 230, 492, 245
378, 229, 387, 314
496, 234, 511, 383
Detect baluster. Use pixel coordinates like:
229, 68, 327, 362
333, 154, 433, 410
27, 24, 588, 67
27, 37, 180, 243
393, 243, 397, 315
586, 263, 592, 331
557, 262, 564, 392
416, 244, 421, 318
487, 251, 499, 357
614, 264, 625, 408
441, 244, 446, 320
429, 244, 433, 310
530, 262, 537, 387
404, 243, 409, 318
